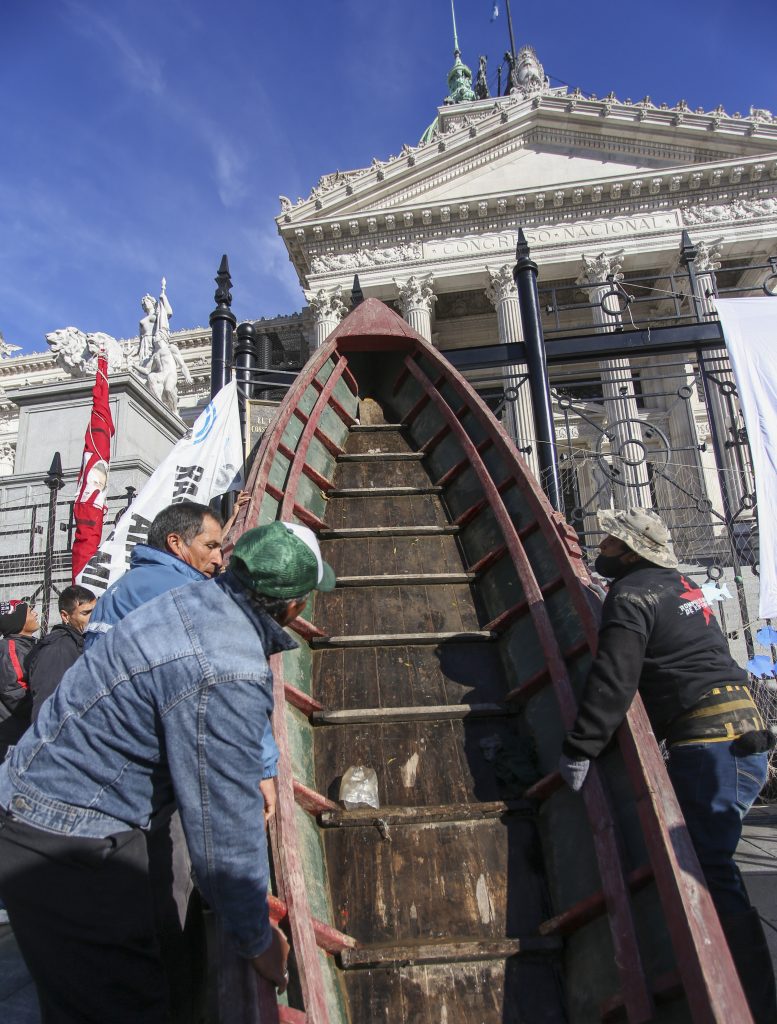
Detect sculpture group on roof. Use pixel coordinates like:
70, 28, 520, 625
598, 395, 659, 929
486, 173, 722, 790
44, 279, 191, 415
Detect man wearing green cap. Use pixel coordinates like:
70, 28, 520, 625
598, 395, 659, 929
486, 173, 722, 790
0, 521, 335, 1024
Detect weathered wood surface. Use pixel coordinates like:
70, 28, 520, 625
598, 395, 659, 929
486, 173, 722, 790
225, 298, 751, 1023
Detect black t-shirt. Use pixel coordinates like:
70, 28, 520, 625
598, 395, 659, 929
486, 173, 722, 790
564, 564, 746, 758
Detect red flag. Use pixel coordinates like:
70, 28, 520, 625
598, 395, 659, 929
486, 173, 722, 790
72, 355, 114, 582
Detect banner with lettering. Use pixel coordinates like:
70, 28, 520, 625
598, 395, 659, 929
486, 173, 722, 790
716, 297, 777, 618
77, 380, 243, 593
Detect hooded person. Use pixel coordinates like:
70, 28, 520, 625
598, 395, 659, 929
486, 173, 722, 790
559, 507, 777, 1023
0, 600, 39, 759
0, 521, 334, 1024
27, 585, 96, 723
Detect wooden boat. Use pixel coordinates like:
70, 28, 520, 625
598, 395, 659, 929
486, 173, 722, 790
224, 298, 750, 1024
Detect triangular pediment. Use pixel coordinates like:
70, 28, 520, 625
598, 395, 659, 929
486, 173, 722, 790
406, 143, 678, 205
280, 94, 777, 227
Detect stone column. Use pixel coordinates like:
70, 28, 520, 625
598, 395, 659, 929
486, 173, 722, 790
395, 275, 436, 343
577, 251, 653, 510
305, 286, 347, 348
688, 238, 755, 513
485, 265, 540, 479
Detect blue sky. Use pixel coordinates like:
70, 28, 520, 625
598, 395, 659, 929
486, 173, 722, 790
2, 0, 774, 355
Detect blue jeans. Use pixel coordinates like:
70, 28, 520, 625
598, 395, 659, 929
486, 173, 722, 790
667, 741, 767, 916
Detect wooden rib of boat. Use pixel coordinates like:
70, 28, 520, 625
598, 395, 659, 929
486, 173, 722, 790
224, 298, 751, 1024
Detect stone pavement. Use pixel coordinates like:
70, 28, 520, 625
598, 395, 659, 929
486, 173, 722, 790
1, 808, 776, 1022
0, 924, 39, 1023
737, 804, 777, 967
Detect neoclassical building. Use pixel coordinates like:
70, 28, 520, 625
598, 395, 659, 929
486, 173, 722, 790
1, 43, 775, 644
275, 46, 776, 566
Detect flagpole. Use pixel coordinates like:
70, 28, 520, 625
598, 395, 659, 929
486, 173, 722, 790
504, 0, 517, 64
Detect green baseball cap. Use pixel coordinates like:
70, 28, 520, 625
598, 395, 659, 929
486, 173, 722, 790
231, 521, 336, 598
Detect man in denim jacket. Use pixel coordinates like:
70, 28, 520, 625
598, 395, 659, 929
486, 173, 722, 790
0, 521, 335, 1024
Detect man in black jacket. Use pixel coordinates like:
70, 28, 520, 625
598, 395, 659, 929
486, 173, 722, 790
0, 600, 39, 757
559, 507, 776, 1023
28, 585, 95, 722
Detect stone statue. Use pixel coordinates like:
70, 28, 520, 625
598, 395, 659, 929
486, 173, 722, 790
0, 332, 20, 360
45, 327, 126, 376
134, 280, 191, 415
475, 56, 489, 100
502, 52, 515, 94
513, 46, 548, 99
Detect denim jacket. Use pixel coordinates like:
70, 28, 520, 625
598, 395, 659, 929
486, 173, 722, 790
0, 571, 294, 958
83, 544, 207, 651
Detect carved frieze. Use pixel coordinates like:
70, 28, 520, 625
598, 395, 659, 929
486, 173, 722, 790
682, 197, 777, 226
310, 243, 422, 274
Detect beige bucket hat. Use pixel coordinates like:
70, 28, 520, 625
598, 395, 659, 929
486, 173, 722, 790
596, 507, 679, 569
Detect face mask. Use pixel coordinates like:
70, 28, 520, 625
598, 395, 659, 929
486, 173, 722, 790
594, 552, 631, 580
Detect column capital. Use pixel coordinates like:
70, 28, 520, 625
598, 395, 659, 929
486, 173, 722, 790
691, 237, 724, 274
394, 274, 436, 318
485, 264, 518, 306
576, 249, 625, 287
304, 286, 347, 325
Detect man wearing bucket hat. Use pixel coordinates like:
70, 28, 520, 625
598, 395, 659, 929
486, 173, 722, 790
0, 521, 335, 1023
559, 507, 776, 1022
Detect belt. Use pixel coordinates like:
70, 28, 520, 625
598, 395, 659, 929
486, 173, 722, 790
665, 684, 765, 747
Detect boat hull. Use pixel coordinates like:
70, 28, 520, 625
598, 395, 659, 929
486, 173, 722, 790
225, 299, 751, 1024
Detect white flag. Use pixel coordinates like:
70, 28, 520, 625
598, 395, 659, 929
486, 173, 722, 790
77, 380, 243, 593
716, 297, 777, 618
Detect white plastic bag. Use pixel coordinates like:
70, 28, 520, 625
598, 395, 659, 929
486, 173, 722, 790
338, 765, 380, 810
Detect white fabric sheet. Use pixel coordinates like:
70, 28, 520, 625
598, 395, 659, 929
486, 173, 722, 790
716, 298, 777, 618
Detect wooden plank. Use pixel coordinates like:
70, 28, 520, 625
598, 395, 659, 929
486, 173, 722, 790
434, 438, 492, 488
404, 355, 656, 1024
267, 654, 334, 1024
340, 936, 562, 969
288, 617, 327, 642
278, 442, 334, 491
318, 525, 460, 539
311, 703, 513, 726
539, 864, 654, 938
293, 778, 338, 814
278, 1008, 308, 1024
319, 800, 534, 828
468, 543, 508, 575
323, 814, 548, 945
482, 576, 565, 634
617, 698, 755, 1022
268, 894, 357, 954
505, 639, 591, 703
310, 630, 494, 649
350, 423, 404, 431
600, 970, 684, 1023
328, 486, 442, 497
336, 572, 475, 587
284, 682, 324, 716
336, 451, 424, 462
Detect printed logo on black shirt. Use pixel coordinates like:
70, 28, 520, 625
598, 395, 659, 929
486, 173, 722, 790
678, 576, 712, 624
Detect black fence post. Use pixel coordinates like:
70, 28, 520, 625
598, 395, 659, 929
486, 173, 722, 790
513, 229, 562, 511
209, 255, 237, 518
234, 320, 257, 458
209, 255, 236, 401
351, 274, 365, 308
42, 452, 64, 634
680, 230, 704, 324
